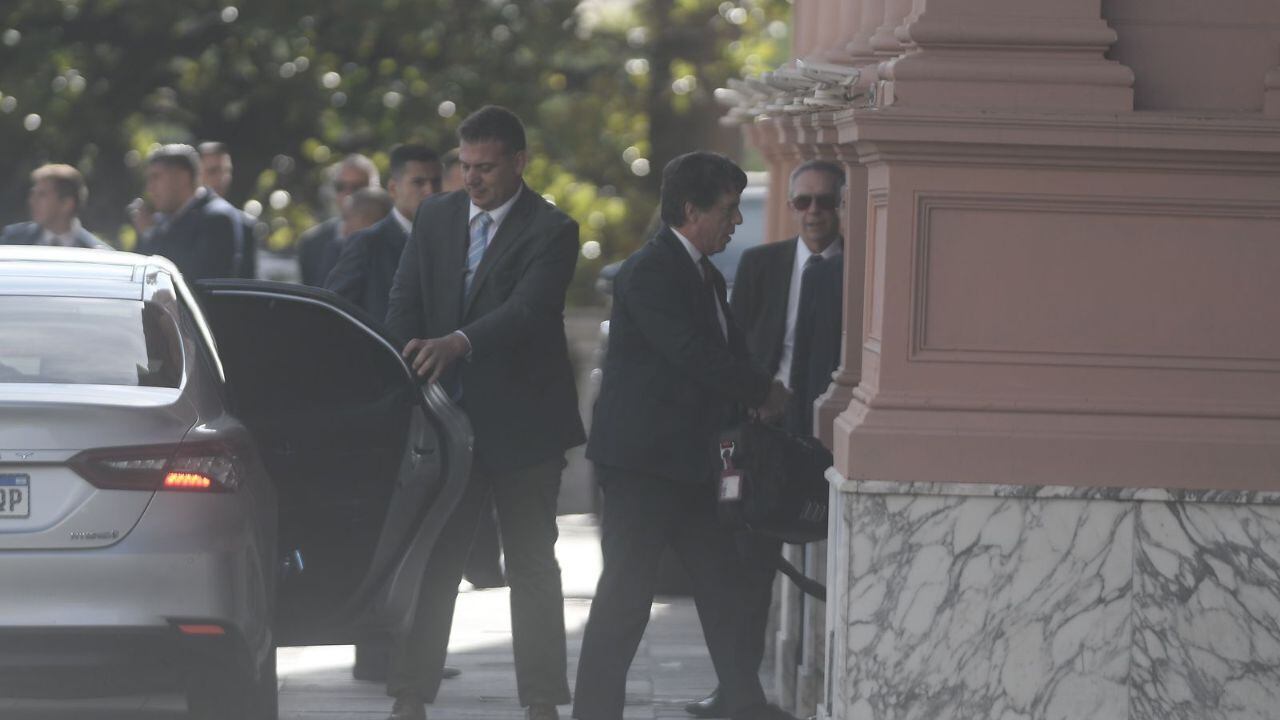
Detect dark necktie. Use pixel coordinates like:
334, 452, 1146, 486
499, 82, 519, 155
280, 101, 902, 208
789, 254, 826, 391
699, 257, 727, 341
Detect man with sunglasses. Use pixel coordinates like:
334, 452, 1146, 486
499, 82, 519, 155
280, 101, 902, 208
298, 153, 381, 286
326, 144, 442, 322
683, 159, 845, 719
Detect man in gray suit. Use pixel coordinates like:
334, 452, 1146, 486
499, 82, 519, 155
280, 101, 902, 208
385, 106, 584, 720
1, 164, 110, 249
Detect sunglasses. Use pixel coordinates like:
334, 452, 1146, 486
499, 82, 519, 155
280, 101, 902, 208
332, 181, 361, 193
789, 194, 839, 211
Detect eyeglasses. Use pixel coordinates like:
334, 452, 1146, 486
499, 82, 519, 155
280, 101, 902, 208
332, 181, 361, 193
789, 194, 839, 211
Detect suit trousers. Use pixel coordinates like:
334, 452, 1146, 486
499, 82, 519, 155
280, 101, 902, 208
388, 455, 570, 706
738, 532, 783, 679
572, 465, 767, 720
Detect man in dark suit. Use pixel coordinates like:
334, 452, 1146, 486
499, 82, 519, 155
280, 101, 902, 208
574, 152, 794, 720
137, 144, 243, 282
683, 159, 844, 718
298, 153, 381, 286
384, 106, 584, 720
197, 141, 259, 278
1, 164, 110, 249
325, 144, 442, 322
788, 255, 844, 437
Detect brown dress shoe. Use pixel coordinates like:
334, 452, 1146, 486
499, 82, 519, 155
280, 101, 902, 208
388, 693, 427, 720
526, 703, 561, 720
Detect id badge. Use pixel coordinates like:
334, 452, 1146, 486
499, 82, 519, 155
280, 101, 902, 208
719, 470, 742, 501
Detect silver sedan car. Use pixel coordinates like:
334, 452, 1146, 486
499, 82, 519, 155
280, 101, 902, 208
0, 246, 472, 719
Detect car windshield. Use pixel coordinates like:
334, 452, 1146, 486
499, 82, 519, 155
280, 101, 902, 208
0, 296, 182, 387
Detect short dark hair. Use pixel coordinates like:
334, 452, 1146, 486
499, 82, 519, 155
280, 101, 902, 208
31, 164, 88, 210
788, 159, 845, 196
148, 144, 200, 178
197, 141, 230, 158
457, 105, 526, 154
388, 144, 440, 180
659, 152, 747, 228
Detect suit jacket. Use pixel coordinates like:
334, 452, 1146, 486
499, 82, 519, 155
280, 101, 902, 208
729, 238, 798, 377
586, 227, 772, 485
787, 255, 844, 437
0, 221, 111, 249
236, 209, 258, 279
297, 217, 343, 287
323, 213, 407, 323
386, 186, 585, 474
139, 190, 242, 282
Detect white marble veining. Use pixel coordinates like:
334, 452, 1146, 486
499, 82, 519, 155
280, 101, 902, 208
836, 492, 1132, 719
826, 470, 1280, 506
824, 472, 1280, 720
1132, 503, 1280, 719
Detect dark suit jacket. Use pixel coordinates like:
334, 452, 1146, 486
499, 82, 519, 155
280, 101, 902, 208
138, 190, 242, 282
297, 217, 343, 287
236, 209, 258, 279
730, 238, 798, 376
787, 255, 844, 436
0, 221, 111, 249
323, 213, 407, 323
587, 227, 772, 485
387, 186, 585, 474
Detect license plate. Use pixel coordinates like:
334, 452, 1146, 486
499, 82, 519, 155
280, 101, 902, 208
0, 475, 30, 518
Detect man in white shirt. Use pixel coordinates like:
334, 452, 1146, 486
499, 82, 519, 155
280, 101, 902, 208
0, 164, 110, 249
683, 159, 845, 719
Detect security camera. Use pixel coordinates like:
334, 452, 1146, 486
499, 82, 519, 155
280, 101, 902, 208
796, 59, 860, 88
714, 87, 743, 108
742, 76, 778, 97
763, 68, 813, 92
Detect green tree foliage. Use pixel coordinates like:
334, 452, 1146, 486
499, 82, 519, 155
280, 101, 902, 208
0, 0, 788, 300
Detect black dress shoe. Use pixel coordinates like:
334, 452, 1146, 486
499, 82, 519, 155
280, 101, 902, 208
442, 665, 461, 679
685, 688, 726, 718
526, 703, 560, 720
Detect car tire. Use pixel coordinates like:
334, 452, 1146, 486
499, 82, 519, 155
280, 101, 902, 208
187, 646, 278, 720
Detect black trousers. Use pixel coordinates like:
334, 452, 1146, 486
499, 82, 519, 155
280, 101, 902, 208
572, 465, 766, 720
388, 455, 570, 706
737, 532, 782, 679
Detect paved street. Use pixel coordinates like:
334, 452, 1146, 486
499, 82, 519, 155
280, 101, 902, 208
3, 515, 738, 719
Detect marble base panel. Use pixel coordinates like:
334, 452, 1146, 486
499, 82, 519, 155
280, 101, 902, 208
822, 474, 1280, 720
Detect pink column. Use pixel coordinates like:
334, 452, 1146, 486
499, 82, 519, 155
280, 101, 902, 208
846, 0, 886, 72
878, 0, 1134, 110
870, 0, 912, 57
812, 144, 867, 451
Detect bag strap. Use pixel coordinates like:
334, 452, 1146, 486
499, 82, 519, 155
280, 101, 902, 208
773, 554, 826, 602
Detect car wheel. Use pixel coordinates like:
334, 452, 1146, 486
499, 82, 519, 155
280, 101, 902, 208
187, 646, 278, 720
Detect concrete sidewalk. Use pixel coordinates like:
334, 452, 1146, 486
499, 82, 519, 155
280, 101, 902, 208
3, 514, 733, 719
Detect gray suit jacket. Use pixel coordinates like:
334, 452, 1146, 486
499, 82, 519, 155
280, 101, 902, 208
0, 221, 111, 249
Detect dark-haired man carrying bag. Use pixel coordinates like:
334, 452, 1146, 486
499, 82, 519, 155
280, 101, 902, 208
573, 152, 795, 720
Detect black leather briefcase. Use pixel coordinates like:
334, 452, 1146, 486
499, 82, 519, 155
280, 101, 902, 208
717, 419, 832, 545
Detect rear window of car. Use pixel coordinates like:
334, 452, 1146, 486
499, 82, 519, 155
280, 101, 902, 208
0, 296, 182, 387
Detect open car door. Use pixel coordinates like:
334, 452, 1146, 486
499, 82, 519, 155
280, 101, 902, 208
194, 280, 472, 647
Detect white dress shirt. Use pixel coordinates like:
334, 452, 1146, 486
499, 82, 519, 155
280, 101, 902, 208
391, 207, 413, 235
776, 239, 842, 388
39, 218, 84, 247
455, 186, 523, 353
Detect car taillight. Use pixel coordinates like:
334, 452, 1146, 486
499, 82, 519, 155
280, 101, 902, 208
71, 441, 244, 493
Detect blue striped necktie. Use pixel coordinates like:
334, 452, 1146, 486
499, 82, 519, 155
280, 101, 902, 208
465, 211, 493, 296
